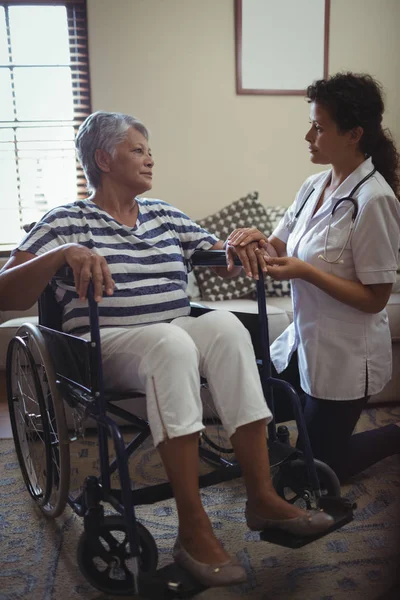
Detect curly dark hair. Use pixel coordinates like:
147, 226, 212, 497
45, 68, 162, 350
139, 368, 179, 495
306, 72, 400, 198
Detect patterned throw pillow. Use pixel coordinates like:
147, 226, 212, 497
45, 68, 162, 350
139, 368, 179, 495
263, 206, 291, 297
193, 192, 270, 300
193, 194, 291, 300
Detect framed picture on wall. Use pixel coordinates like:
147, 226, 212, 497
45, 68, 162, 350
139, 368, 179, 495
235, 0, 330, 95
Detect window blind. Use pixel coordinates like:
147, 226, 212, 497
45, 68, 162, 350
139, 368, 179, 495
0, 0, 91, 247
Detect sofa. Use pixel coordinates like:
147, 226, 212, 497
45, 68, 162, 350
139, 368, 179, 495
1, 193, 399, 405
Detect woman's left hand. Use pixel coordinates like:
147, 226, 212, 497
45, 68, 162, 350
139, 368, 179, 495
261, 255, 310, 281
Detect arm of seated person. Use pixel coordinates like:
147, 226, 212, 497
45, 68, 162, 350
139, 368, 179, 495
0, 244, 115, 311
208, 240, 241, 279
0, 248, 67, 311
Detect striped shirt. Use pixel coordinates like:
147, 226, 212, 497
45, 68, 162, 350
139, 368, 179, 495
17, 198, 218, 333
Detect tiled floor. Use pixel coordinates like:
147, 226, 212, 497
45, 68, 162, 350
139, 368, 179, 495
0, 371, 12, 438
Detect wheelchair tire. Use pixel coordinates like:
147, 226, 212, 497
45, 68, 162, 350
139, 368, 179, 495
77, 516, 158, 596
7, 324, 70, 518
273, 458, 341, 509
7, 335, 53, 507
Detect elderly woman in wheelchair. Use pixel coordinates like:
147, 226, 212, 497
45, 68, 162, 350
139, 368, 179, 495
0, 111, 333, 590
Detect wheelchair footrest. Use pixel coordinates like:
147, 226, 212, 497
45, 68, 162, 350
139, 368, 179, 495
139, 563, 207, 599
259, 496, 355, 549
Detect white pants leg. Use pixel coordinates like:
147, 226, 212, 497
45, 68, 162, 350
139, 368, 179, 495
173, 311, 272, 438
86, 323, 204, 447
88, 311, 271, 446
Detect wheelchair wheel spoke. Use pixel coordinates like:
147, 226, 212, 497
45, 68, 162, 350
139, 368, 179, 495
102, 530, 124, 551
18, 359, 37, 408
120, 562, 132, 580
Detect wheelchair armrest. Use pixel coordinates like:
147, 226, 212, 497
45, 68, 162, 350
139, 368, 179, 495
55, 251, 239, 283
191, 250, 242, 267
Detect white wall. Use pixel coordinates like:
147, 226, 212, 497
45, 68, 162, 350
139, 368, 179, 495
87, 0, 400, 220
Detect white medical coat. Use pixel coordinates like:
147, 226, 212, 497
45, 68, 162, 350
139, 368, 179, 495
270, 157, 400, 400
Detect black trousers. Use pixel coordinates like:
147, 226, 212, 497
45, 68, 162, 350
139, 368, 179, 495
270, 353, 400, 482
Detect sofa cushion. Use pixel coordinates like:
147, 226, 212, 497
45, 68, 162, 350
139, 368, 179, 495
0, 304, 38, 324
193, 195, 291, 300
0, 315, 39, 369
264, 296, 294, 322
198, 299, 291, 343
186, 270, 201, 299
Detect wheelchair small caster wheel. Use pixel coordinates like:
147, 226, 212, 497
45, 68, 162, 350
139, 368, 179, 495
273, 458, 341, 509
77, 515, 158, 596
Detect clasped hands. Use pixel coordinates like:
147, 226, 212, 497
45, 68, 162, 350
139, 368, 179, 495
226, 227, 307, 281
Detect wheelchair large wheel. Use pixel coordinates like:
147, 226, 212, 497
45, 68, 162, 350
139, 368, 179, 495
77, 516, 158, 596
199, 383, 234, 466
7, 324, 70, 518
7, 336, 53, 506
273, 458, 341, 509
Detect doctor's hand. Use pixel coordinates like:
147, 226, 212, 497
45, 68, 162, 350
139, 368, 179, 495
227, 227, 267, 247
258, 255, 310, 281
226, 241, 268, 279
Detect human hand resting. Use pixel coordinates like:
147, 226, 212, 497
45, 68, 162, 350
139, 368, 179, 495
258, 254, 309, 281
226, 241, 269, 279
63, 244, 115, 302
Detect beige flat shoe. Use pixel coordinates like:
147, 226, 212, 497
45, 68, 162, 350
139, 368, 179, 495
172, 538, 247, 587
245, 502, 334, 536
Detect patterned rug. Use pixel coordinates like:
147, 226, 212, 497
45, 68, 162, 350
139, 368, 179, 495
1, 405, 400, 600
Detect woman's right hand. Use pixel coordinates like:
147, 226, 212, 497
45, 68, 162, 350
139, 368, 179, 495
62, 244, 115, 302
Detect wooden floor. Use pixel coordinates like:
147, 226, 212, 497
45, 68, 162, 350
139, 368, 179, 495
0, 371, 12, 438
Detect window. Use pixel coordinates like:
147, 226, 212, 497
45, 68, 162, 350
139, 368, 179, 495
0, 0, 91, 249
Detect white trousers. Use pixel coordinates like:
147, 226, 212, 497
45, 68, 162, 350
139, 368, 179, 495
87, 310, 272, 446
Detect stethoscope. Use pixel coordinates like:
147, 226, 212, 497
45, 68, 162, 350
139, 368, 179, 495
286, 168, 376, 264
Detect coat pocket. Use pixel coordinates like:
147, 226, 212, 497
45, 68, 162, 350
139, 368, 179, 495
315, 314, 366, 398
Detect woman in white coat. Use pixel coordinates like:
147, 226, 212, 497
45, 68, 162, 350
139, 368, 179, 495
228, 72, 400, 482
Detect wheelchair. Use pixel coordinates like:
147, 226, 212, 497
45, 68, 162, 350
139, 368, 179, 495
6, 250, 354, 598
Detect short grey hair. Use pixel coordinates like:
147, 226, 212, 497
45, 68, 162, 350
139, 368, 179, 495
75, 111, 149, 193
